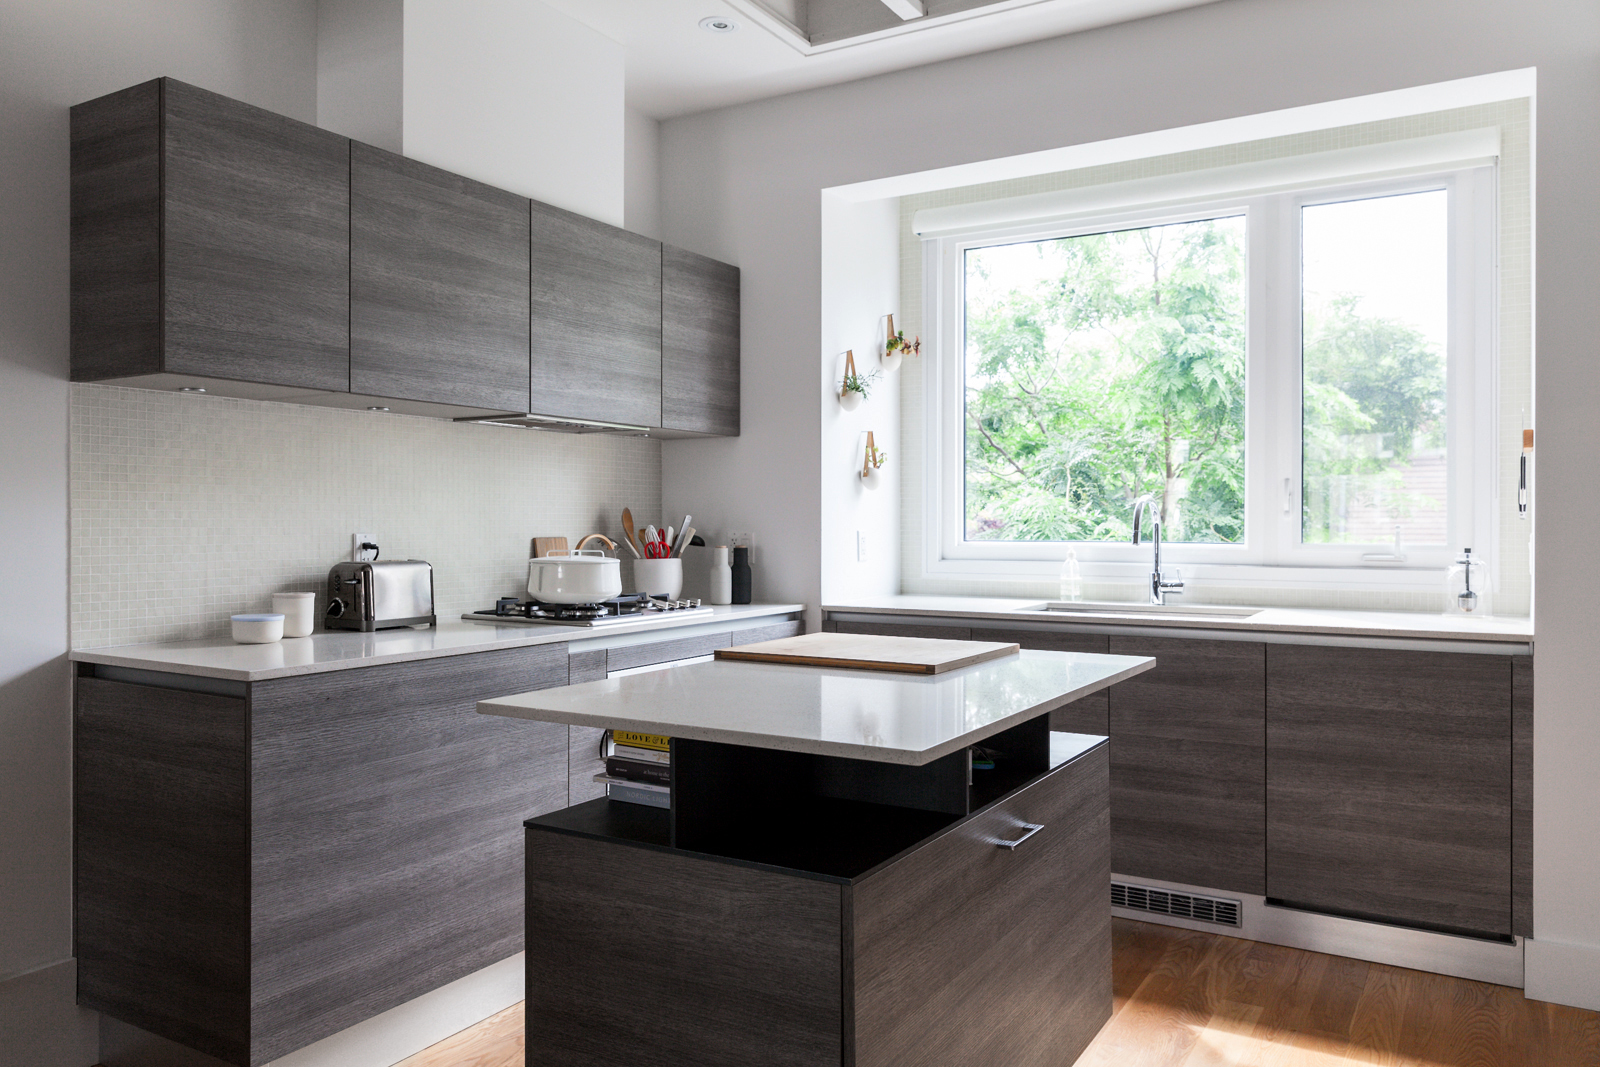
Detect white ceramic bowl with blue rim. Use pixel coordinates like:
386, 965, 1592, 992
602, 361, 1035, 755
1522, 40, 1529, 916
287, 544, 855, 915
232, 613, 284, 644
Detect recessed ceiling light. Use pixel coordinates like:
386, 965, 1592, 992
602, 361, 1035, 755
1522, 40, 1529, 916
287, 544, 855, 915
367, 406, 391, 412
178, 387, 207, 394
699, 15, 738, 32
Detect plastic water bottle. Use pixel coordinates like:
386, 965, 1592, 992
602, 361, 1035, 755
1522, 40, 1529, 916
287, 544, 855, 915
1059, 549, 1082, 602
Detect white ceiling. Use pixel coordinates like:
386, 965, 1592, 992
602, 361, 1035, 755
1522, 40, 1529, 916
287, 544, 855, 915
542, 0, 1223, 118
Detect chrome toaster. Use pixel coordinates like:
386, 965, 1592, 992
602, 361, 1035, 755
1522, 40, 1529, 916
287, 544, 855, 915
325, 560, 437, 632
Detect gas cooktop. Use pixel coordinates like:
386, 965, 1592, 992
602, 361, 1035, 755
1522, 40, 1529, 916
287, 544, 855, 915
462, 593, 711, 628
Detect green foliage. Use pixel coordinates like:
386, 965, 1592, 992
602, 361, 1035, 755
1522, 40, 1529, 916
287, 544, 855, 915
964, 217, 1247, 543
1301, 295, 1446, 542
962, 217, 1447, 548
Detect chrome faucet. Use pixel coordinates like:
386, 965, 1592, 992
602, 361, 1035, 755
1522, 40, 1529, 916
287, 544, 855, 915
1131, 494, 1185, 606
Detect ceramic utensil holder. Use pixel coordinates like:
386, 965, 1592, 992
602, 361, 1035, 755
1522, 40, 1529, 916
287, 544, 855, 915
632, 558, 683, 600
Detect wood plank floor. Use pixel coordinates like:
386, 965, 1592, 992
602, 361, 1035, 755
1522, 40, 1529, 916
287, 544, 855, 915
397, 919, 1600, 1067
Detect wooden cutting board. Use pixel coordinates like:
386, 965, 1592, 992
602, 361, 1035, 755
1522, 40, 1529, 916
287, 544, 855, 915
532, 536, 568, 559
715, 631, 1020, 675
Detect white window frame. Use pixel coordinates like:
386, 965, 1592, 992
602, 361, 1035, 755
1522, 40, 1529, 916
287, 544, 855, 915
920, 164, 1497, 591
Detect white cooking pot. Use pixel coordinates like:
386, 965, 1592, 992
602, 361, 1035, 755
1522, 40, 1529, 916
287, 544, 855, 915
527, 549, 622, 605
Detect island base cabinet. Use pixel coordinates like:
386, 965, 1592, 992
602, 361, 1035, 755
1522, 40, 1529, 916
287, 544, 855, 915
521, 744, 1111, 1067
852, 744, 1110, 1067
1266, 645, 1512, 938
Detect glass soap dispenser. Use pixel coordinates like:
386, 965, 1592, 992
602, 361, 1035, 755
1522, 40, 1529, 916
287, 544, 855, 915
1444, 547, 1490, 616
1059, 549, 1082, 602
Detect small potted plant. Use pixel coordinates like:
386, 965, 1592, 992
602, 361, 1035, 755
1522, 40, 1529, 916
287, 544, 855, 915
882, 313, 920, 371
860, 431, 887, 490
838, 350, 878, 411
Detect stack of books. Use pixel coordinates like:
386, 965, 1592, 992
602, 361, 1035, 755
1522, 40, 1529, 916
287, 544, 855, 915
596, 730, 671, 809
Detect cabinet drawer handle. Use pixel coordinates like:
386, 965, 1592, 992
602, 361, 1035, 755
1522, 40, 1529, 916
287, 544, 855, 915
997, 823, 1045, 850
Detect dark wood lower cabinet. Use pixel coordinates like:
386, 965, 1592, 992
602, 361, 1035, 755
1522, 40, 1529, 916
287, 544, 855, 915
523, 739, 1112, 1067
1266, 645, 1512, 937
1512, 655, 1533, 936
1107, 636, 1266, 895
75, 643, 571, 1066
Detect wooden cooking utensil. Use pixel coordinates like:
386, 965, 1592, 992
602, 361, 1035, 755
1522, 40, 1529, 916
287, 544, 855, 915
621, 509, 643, 558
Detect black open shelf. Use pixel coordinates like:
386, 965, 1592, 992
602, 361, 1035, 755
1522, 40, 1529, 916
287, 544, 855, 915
527, 796, 670, 848
525, 713, 1092, 884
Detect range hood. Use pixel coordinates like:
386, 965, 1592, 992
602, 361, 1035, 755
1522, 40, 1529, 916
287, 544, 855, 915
454, 413, 651, 436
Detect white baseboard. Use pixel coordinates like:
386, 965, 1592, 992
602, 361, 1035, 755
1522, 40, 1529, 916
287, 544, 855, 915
0, 958, 98, 1067
100, 953, 524, 1067
1110, 872, 1525, 988
1524, 937, 1600, 1011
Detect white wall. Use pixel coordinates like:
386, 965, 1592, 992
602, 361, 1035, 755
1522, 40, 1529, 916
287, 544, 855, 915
0, 4, 319, 1062
402, 0, 624, 225
818, 195, 901, 604
624, 106, 662, 239
659, 0, 1600, 1009
316, 0, 402, 150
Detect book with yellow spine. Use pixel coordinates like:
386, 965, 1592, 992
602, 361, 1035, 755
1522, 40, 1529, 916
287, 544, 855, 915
611, 731, 671, 752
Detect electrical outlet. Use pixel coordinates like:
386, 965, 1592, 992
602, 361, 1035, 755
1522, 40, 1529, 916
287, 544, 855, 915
857, 531, 867, 562
351, 532, 376, 562
729, 532, 754, 560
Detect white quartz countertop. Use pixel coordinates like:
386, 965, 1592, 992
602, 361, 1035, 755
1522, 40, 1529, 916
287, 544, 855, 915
477, 648, 1154, 765
68, 604, 804, 682
824, 596, 1533, 647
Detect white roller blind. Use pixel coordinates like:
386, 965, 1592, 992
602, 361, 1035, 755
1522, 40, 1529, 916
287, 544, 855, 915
912, 128, 1500, 238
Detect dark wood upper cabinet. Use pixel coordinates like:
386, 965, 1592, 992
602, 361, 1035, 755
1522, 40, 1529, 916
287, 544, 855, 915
529, 201, 661, 426
1107, 636, 1266, 896
662, 244, 740, 436
71, 78, 350, 391
1266, 645, 1512, 937
350, 144, 531, 412
73, 78, 742, 435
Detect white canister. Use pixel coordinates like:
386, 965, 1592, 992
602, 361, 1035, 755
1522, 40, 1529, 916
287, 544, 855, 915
232, 614, 284, 644
708, 546, 733, 605
273, 592, 317, 637
633, 558, 683, 600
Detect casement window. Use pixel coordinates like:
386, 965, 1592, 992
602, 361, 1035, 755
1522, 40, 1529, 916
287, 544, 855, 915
916, 135, 1498, 586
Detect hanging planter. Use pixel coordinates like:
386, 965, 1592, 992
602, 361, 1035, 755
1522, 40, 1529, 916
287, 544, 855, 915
860, 430, 887, 490
883, 312, 920, 372
838, 349, 878, 411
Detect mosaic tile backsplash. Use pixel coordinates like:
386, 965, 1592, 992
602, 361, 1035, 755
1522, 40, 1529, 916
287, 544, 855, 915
70, 384, 662, 647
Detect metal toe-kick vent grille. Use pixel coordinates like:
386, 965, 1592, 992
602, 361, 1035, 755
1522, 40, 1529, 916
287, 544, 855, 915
1111, 881, 1242, 927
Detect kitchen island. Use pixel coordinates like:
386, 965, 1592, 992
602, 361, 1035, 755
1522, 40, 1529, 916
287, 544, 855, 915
479, 647, 1154, 1067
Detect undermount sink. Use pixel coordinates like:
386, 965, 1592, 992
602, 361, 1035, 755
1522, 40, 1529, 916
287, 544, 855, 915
1024, 601, 1263, 620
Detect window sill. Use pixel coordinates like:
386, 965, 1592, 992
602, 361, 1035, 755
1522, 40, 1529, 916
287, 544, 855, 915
922, 556, 1454, 593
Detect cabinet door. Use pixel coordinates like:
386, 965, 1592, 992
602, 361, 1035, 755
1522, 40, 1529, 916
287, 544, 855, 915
851, 744, 1110, 1067
529, 201, 661, 426
351, 144, 531, 411
661, 244, 739, 435
247, 644, 569, 1062
163, 79, 350, 390
525, 830, 842, 1067
1108, 636, 1266, 895
985, 629, 1110, 735
1267, 645, 1511, 937
830, 620, 971, 641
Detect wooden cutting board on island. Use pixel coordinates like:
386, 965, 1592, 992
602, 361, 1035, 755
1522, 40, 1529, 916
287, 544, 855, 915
715, 630, 1019, 674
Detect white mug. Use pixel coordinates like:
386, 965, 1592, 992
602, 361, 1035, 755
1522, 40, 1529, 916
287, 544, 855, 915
273, 592, 317, 638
